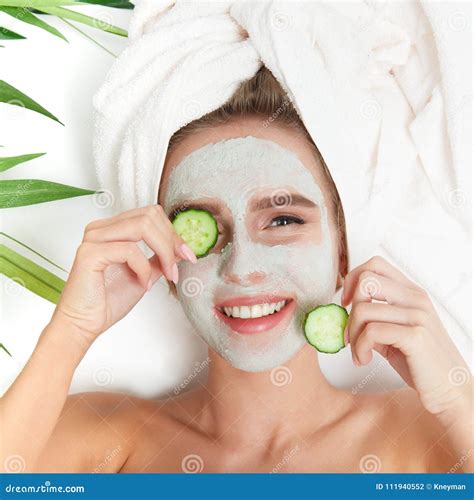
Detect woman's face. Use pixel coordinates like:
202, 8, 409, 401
160, 117, 342, 372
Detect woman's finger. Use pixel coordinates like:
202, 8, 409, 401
77, 241, 152, 290
342, 255, 421, 306
85, 205, 196, 265
352, 321, 421, 366
349, 271, 433, 311
346, 302, 429, 352
85, 205, 166, 231
84, 216, 186, 283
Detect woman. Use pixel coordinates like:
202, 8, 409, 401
1, 68, 471, 473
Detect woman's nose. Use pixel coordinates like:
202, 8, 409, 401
220, 239, 267, 286
223, 270, 266, 286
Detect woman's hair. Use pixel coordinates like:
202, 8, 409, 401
166, 66, 349, 277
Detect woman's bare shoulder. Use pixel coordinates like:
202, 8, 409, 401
352, 387, 456, 472
37, 391, 157, 472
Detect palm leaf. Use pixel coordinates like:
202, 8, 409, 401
0, 343, 12, 356
0, 152, 45, 172
0, 243, 65, 303
36, 5, 127, 36
0, 25, 25, 38
75, 0, 133, 7
0, 6, 67, 41
0, 80, 63, 124
1, 232, 68, 273
0, 179, 97, 207
0, 1, 77, 6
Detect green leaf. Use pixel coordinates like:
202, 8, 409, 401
0, 25, 25, 39
0, 1, 77, 6
0, 343, 12, 356
0, 179, 97, 207
36, 5, 127, 36
0, 80, 63, 125
0, 243, 65, 303
0, 6, 67, 41
0, 152, 45, 172
75, 0, 133, 8
1, 232, 68, 273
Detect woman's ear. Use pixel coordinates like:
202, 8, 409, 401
335, 272, 344, 292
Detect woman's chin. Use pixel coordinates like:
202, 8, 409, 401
214, 333, 307, 373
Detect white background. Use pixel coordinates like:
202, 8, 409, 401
1, 4, 426, 399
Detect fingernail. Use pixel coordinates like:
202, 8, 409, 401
147, 279, 152, 291
343, 326, 349, 346
172, 263, 179, 284
180, 243, 197, 264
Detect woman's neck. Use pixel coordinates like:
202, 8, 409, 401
201, 344, 349, 446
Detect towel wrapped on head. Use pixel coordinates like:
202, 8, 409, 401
93, 0, 472, 343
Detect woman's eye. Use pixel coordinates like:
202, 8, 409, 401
268, 215, 304, 228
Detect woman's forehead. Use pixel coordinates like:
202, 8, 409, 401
162, 136, 325, 216
159, 117, 325, 203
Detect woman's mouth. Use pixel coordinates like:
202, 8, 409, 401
214, 295, 295, 334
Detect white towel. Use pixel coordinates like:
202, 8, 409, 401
93, 0, 472, 343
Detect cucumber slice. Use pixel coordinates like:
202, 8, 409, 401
172, 208, 218, 258
303, 304, 348, 354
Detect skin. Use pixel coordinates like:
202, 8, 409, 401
0, 116, 472, 473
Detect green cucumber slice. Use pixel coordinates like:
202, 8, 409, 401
172, 208, 218, 258
303, 304, 348, 354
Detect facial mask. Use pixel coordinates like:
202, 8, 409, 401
163, 136, 336, 372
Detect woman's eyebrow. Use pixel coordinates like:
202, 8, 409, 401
249, 193, 318, 211
169, 200, 218, 216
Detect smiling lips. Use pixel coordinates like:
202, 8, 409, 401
215, 295, 295, 334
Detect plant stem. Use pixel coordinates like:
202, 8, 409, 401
0, 232, 68, 274
59, 17, 116, 57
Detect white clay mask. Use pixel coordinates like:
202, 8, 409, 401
163, 136, 337, 372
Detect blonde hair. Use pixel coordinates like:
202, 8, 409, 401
166, 66, 348, 277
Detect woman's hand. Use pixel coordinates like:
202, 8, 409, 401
52, 205, 197, 344
341, 256, 472, 423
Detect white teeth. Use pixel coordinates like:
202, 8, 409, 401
221, 300, 287, 319
240, 306, 251, 319
250, 304, 263, 318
